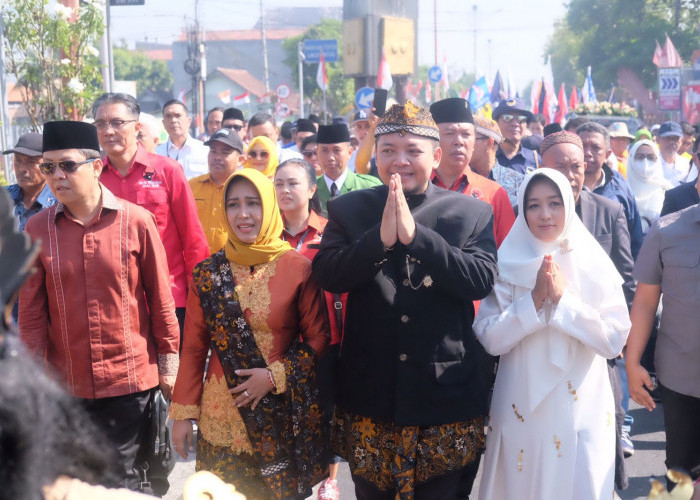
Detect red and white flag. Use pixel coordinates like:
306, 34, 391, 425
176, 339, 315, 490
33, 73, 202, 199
441, 55, 449, 93
653, 35, 684, 67
316, 52, 328, 91
177, 88, 187, 106
218, 89, 231, 104
233, 91, 250, 106
554, 83, 568, 123
425, 78, 432, 103
377, 50, 393, 90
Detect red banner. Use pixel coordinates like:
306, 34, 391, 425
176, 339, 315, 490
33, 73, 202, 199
682, 85, 700, 124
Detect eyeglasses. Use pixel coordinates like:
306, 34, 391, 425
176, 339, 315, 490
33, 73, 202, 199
39, 158, 95, 175
500, 114, 528, 125
302, 150, 317, 158
93, 119, 137, 131
249, 151, 269, 159
475, 136, 489, 141
225, 124, 244, 132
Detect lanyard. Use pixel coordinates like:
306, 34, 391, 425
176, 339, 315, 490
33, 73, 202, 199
283, 227, 313, 252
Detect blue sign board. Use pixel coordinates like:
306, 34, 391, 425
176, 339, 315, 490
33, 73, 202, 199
303, 39, 339, 63
428, 65, 443, 83
355, 87, 375, 110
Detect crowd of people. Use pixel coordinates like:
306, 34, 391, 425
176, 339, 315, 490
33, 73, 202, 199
2, 90, 700, 500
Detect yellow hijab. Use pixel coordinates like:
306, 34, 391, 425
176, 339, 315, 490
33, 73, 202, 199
221, 168, 291, 266
244, 136, 279, 178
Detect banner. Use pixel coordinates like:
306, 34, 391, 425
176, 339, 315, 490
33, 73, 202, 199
683, 85, 700, 124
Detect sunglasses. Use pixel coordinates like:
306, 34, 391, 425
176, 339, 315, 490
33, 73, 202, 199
500, 114, 528, 125
249, 151, 269, 159
634, 154, 657, 161
225, 124, 244, 132
302, 150, 317, 158
39, 158, 95, 175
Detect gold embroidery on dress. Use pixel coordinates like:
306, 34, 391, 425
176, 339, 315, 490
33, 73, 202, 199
230, 261, 278, 363
170, 402, 200, 421
512, 404, 525, 422
554, 435, 562, 458
517, 449, 524, 471
199, 374, 253, 454
567, 380, 579, 401
268, 360, 287, 394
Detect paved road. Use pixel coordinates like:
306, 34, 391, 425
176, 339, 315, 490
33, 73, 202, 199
164, 401, 666, 499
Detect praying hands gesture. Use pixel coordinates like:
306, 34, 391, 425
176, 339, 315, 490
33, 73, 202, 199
531, 254, 567, 309
381, 174, 416, 249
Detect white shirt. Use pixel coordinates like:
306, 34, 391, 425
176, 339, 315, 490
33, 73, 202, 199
156, 135, 209, 179
324, 168, 349, 194
276, 143, 302, 164
661, 153, 695, 186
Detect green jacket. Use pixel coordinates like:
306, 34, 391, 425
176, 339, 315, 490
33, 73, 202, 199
316, 170, 382, 217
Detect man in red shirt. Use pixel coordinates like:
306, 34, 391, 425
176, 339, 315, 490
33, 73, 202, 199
19, 121, 180, 490
93, 93, 210, 335
429, 97, 515, 247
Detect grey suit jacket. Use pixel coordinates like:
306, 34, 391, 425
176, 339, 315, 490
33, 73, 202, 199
577, 190, 636, 309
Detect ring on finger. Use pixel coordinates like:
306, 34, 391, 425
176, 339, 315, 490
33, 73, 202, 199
244, 389, 250, 397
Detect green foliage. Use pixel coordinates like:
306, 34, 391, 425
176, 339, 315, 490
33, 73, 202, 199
546, 0, 700, 91
2, 0, 105, 128
113, 46, 173, 95
282, 19, 354, 116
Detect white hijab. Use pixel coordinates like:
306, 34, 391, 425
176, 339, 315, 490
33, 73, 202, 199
497, 169, 623, 412
626, 140, 673, 224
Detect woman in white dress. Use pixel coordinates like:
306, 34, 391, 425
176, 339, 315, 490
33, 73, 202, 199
474, 168, 631, 500
626, 139, 674, 233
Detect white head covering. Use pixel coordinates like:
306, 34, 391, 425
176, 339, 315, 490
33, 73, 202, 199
497, 169, 623, 411
626, 140, 673, 225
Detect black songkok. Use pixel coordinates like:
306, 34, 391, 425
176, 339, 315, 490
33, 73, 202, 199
296, 118, 316, 133
430, 98, 474, 124
42, 121, 100, 153
223, 107, 245, 122
317, 124, 350, 144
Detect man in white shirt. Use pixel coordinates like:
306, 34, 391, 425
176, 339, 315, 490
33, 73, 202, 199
248, 112, 301, 164
156, 99, 209, 179
657, 121, 697, 186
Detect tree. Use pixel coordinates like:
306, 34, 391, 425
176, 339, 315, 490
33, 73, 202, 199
545, 0, 700, 91
113, 45, 173, 95
282, 19, 354, 117
2, 0, 105, 128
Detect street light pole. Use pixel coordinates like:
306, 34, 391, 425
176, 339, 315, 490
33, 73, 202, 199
298, 41, 304, 117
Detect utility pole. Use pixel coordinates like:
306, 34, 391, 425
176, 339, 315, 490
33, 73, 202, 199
260, 0, 270, 94
0, 12, 9, 179
472, 4, 477, 77
298, 41, 305, 117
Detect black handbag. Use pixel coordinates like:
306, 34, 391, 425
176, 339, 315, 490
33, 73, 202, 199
134, 388, 176, 496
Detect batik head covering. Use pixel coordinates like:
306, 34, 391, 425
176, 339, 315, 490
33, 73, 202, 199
221, 168, 291, 266
496, 169, 625, 411
244, 136, 279, 178
374, 101, 440, 141
627, 140, 673, 223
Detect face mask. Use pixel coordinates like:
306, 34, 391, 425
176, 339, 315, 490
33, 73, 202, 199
631, 159, 657, 178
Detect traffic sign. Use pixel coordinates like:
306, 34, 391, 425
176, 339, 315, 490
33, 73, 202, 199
355, 87, 375, 110
428, 65, 443, 83
302, 40, 338, 63
659, 67, 681, 110
276, 84, 291, 100
275, 102, 291, 118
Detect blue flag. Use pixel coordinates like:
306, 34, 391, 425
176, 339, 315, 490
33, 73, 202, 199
490, 70, 506, 104
468, 76, 491, 111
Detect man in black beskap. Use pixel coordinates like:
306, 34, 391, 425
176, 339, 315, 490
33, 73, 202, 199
313, 102, 497, 499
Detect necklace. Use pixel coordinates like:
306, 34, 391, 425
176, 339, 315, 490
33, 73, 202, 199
405, 255, 433, 290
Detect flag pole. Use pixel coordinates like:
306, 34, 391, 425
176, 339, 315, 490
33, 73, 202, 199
322, 87, 327, 124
